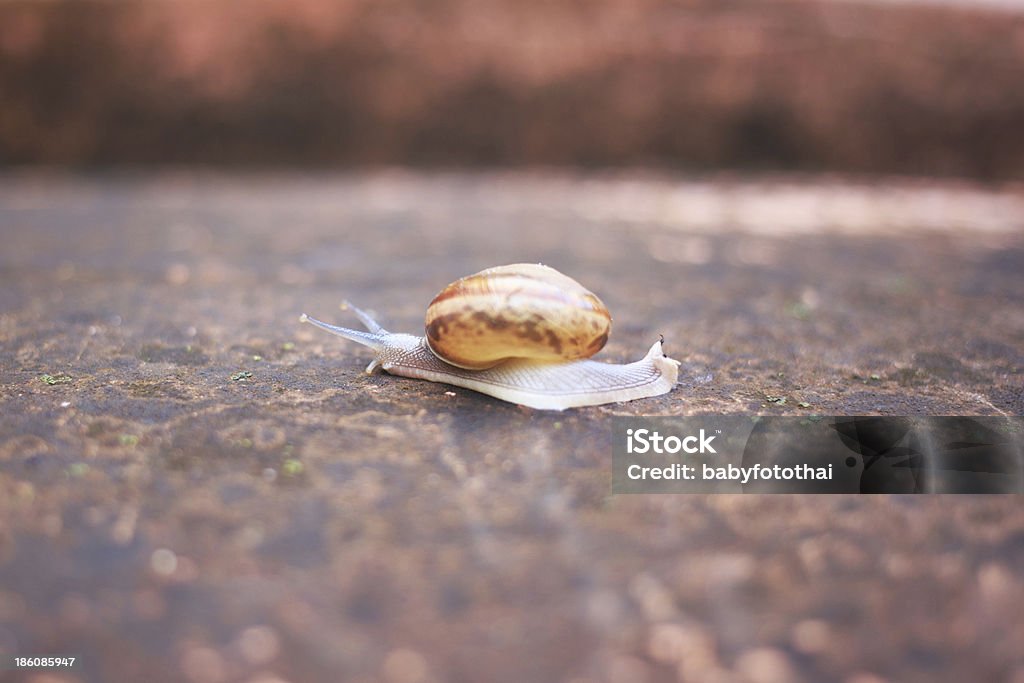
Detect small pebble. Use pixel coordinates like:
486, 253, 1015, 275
151, 548, 178, 576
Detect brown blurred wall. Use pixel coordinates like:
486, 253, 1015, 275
1, 0, 1023, 179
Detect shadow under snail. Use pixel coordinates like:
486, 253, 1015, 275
300, 263, 680, 410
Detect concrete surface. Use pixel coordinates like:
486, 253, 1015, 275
0, 171, 1022, 683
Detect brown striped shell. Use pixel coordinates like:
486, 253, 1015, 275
424, 264, 612, 370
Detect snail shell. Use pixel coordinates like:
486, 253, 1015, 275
425, 263, 611, 369
299, 264, 679, 410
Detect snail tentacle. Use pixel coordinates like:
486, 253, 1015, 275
340, 300, 387, 335
299, 312, 388, 352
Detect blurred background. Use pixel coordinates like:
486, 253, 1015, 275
2, 0, 1023, 179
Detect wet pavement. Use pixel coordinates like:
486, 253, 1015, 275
0, 171, 1022, 683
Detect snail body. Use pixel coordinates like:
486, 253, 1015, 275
300, 264, 679, 411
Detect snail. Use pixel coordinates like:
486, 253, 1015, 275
299, 264, 680, 410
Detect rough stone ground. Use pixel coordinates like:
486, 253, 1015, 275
0, 172, 1022, 683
